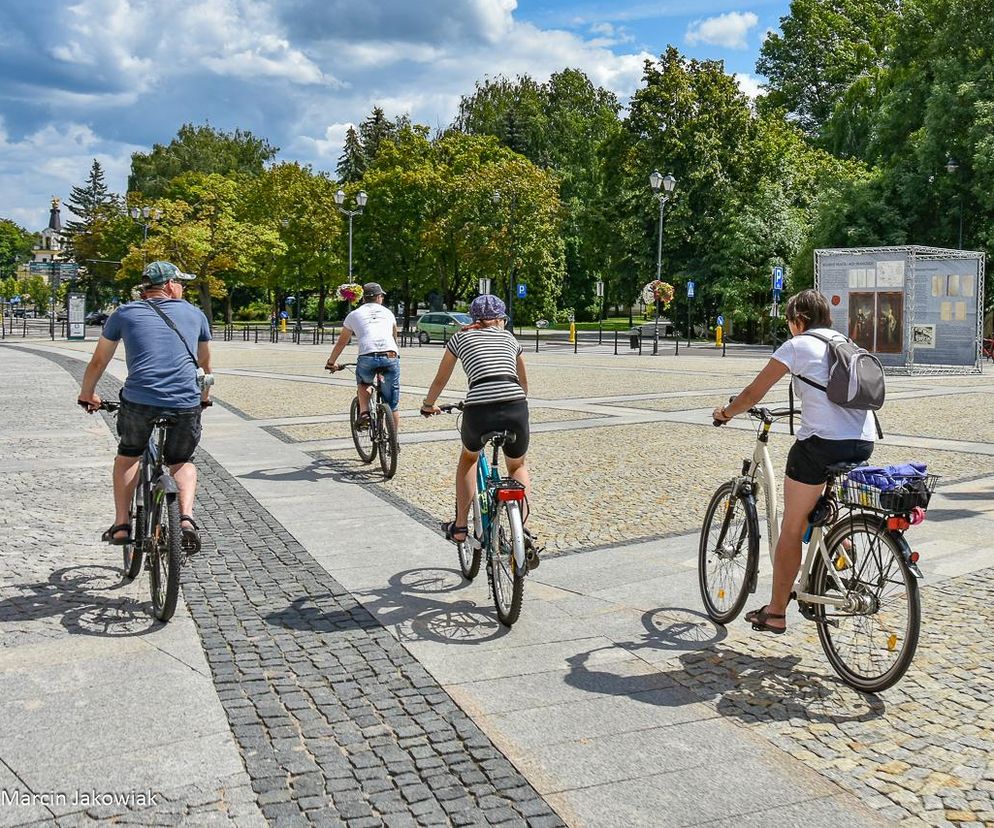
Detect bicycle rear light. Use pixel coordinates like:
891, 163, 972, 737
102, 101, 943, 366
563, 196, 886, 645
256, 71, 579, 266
887, 516, 911, 531
497, 488, 526, 502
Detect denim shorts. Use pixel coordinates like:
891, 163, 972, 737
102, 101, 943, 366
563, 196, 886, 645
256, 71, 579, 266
117, 395, 203, 464
356, 354, 400, 411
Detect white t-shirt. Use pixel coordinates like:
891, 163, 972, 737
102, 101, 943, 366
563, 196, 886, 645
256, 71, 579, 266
343, 302, 398, 355
772, 329, 876, 442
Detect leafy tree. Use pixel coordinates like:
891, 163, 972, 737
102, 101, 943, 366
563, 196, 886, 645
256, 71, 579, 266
128, 123, 278, 198
0, 218, 34, 278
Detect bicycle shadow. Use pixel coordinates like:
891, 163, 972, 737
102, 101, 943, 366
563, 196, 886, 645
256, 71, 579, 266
565, 606, 886, 726
264, 567, 509, 646
240, 457, 389, 486
0, 565, 161, 637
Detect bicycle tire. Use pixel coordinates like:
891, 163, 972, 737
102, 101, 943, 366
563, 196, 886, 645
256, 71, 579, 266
148, 493, 183, 622
377, 403, 399, 479
350, 397, 376, 463
698, 480, 759, 625
123, 484, 145, 580
490, 499, 525, 626
811, 515, 920, 692
456, 498, 482, 580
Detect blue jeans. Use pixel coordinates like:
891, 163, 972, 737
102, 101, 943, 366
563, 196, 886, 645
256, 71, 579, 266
356, 354, 400, 411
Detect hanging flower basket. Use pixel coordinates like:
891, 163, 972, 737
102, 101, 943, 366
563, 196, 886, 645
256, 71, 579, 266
337, 283, 362, 304
641, 280, 675, 307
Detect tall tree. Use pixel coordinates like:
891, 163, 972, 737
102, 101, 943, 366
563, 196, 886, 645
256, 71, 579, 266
64, 160, 117, 242
358, 107, 396, 169
128, 123, 278, 198
0, 219, 34, 279
336, 126, 366, 183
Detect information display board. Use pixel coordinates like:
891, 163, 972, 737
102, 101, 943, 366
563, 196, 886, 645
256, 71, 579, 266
68, 293, 86, 341
814, 246, 985, 372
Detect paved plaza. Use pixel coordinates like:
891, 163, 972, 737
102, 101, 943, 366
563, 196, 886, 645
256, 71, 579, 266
2, 337, 994, 826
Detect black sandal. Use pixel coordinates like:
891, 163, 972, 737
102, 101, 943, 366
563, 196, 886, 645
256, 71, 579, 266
745, 605, 787, 634
180, 515, 202, 556
522, 528, 542, 570
442, 521, 468, 543
102, 523, 132, 546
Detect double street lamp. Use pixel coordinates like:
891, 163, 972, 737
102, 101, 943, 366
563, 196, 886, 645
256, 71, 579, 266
130, 206, 162, 243
649, 170, 677, 323
334, 189, 367, 281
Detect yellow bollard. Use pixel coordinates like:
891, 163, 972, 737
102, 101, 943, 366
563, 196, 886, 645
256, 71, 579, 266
569, 321, 576, 344
715, 325, 723, 347
280, 318, 287, 333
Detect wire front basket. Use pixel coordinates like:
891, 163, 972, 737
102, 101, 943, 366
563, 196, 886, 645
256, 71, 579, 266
837, 473, 939, 514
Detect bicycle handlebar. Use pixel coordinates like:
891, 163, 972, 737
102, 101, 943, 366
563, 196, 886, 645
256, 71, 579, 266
439, 402, 465, 413
712, 393, 799, 427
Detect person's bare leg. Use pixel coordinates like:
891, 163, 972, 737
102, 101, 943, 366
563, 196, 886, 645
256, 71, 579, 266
762, 477, 824, 629
454, 449, 479, 539
503, 455, 531, 521
112, 455, 142, 537
357, 383, 371, 415
170, 462, 198, 523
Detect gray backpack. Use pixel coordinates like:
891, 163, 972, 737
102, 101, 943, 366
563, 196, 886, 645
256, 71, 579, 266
794, 331, 885, 436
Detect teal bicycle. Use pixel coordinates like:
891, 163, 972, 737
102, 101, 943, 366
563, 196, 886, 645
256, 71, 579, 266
439, 402, 528, 626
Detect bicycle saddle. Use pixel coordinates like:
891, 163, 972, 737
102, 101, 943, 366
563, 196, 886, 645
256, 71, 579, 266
152, 414, 178, 426
480, 430, 515, 447
825, 461, 866, 476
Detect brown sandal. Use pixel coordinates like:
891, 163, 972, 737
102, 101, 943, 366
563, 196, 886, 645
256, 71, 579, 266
745, 605, 787, 634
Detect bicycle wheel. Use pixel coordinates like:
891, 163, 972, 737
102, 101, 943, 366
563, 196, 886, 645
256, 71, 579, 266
122, 484, 145, 580
456, 497, 482, 580
698, 481, 759, 625
377, 403, 399, 479
490, 499, 525, 626
148, 492, 183, 622
812, 515, 920, 692
350, 397, 376, 463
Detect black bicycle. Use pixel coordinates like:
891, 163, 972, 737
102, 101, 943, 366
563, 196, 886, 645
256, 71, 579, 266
335, 363, 399, 479
99, 401, 183, 621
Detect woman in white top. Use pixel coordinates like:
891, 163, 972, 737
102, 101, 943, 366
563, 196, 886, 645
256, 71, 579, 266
712, 289, 875, 633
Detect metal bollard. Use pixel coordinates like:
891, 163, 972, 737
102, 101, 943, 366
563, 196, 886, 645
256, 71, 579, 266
574, 329, 578, 354
653, 326, 658, 355
637, 332, 642, 356
675, 336, 679, 356
614, 330, 618, 355
255, 327, 259, 343
722, 339, 726, 357
598, 323, 603, 346
535, 327, 539, 353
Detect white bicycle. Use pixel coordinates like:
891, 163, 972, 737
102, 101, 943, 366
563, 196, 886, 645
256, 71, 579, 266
699, 403, 935, 692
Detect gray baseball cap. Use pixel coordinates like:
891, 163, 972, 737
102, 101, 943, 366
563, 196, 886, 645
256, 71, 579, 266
363, 282, 385, 300
142, 261, 195, 285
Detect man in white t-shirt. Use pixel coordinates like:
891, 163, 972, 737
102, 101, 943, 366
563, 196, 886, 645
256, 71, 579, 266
326, 283, 401, 430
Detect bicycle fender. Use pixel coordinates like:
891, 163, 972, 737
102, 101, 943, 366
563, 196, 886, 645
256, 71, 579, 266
154, 473, 179, 496
741, 491, 762, 592
889, 530, 923, 579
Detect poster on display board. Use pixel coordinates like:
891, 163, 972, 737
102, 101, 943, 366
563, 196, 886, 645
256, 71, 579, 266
814, 246, 984, 371
67, 293, 85, 341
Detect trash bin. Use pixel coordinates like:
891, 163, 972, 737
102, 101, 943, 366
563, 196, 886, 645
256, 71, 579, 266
629, 327, 641, 349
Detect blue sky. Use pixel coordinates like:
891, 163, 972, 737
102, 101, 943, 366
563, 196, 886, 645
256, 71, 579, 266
0, 0, 790, 231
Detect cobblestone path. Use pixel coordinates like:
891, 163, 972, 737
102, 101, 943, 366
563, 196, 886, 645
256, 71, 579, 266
55, 351, 566, 827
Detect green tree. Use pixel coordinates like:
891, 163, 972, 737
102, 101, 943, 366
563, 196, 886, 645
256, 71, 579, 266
0, 218, 34, 278
64, 160, 118, 243
359, 107, 397, 169
336, 126, 366, 183
128, 123, 278, 198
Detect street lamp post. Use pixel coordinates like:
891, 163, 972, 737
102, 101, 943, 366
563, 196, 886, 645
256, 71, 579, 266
946, 157, 963, 249
649, 170, 677, 337
492, 191, 516, 333
335, 189, 367, 282
130, 206, 162, 262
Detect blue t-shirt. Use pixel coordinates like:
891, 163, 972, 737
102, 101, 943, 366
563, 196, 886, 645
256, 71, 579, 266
102, 299, 212, 408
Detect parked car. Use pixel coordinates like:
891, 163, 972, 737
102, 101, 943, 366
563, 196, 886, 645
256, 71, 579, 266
415, 311, 472, 343
85, 310, 109, 326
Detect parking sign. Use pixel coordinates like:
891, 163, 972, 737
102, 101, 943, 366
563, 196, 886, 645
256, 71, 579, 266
516, 283, 527, 299
772, 266, 784, 291
687, 280, 695, 299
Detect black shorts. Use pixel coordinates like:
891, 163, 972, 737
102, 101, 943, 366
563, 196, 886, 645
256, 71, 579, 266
786, 436, 874, 485
460, 400, 529, 458
117, 395, 203, 464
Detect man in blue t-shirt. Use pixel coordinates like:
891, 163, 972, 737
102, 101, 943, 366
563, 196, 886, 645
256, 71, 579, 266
78, 261, 213, 553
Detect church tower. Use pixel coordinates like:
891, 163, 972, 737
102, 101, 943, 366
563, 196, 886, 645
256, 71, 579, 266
32, 197, 64, 264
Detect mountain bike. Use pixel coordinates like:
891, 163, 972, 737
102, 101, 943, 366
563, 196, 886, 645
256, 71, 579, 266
99, 401, 183, 622
337, 363, 399, 479
700, 402, 935, 692
439, 402, 528, 626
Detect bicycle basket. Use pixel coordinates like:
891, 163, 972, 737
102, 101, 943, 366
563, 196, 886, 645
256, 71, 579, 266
837, 472, 939, 514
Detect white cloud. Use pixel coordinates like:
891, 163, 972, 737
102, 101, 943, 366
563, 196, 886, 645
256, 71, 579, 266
734, 72, 763, 99
685, 11, 758, 49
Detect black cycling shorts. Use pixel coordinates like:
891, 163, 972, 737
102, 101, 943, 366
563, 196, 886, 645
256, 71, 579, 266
785, 436, 874, 485
460, 400, 529, 458
117, 395, 203, 464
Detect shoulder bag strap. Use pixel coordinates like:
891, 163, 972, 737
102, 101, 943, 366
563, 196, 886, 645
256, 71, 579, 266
144, 300, 199, 368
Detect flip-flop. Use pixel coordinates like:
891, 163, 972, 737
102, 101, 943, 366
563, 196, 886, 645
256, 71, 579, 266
180, 515, 202, 556
745, 605, 787, 634
102, 523, 132, 546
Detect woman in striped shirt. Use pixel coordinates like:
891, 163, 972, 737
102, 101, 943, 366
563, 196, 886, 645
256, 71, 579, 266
421, 295, 537, 562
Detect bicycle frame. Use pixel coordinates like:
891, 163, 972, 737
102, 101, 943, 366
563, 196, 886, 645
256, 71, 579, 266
471, 442, 526, 573
733, 417, 852, 610
137, 422, 179, 547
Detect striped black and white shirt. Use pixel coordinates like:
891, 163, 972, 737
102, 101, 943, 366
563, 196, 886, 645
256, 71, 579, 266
446, 327, 526, 407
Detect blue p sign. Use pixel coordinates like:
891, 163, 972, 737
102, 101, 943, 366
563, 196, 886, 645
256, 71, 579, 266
516, 283, 527, 299
772, 266, 784, 291
687, 281, 695, 298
